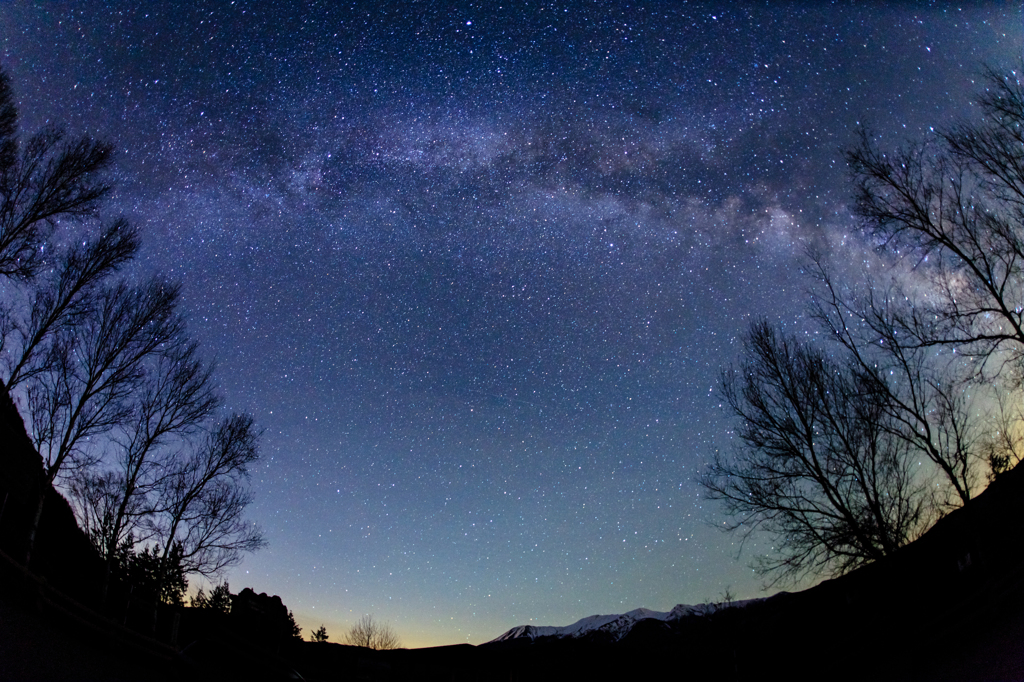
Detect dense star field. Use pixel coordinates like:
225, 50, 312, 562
0, 2, 1019, 647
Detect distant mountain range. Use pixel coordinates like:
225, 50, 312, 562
487, 599, 763, 644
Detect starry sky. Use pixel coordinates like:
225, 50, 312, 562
0, 1, 1019, 648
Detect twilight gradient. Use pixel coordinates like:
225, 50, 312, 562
0, 1, 1018, 647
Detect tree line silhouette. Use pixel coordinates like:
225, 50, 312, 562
0, 64, 407, 656
0, 65, 263, 632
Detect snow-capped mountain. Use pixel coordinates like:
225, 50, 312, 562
487, 600, 762, 644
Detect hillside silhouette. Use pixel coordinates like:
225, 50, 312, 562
2, 367, 1024, 680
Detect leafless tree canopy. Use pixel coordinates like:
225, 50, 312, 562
982, 390, 1024, 478
0, 66, 265, 581
703, 66, 1024, 584
807, 256, 980, 507
150, 414, 266, 579
701, 321, 928, 583
2, 218, 140, 391
346, 614, 401, 650
0, 70, 112, 281
845, 66, 1024, 376
26, 279, 183, 483
71, 336, 221, 601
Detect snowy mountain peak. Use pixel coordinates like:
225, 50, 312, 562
487, 599, 762, 644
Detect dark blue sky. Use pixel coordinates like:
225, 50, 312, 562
1, 1, 1018, 646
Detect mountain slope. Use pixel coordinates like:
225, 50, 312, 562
488, 600, 761, 643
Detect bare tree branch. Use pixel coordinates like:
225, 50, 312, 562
346, 615, 401, 650
845, 68, 1024, 375
806, 254, 980, 505
151, 413, 266, 579
4, 218, 139, 389
22, 279, 182, 563
0, 82, 113, 279
700, 320, 928, 584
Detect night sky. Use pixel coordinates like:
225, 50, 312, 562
0, 1, 1019, 648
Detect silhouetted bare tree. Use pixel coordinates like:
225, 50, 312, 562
701, 320, 928, 582
1, 219, 139, 390
845, 66, 1024, 376
0, 70, 112, 281
983, 392, 1024, 480
346, 614, 401, 650
0, 65, 138, 400
797, 66, 1024, 506
0, 68, 265, 592
23, 280, 183, 563
150, 414, 265, 584
139, 462, 259, 636
68, 469, 124, 562
71, 337, 220, 602
808, 256, 981, 507
703, 67, 1024, 583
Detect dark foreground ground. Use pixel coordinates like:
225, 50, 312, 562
0, 588, 183, 682
2, 497, 1024, 682
3, 362, 1024, 682
1, 569, 1023, 682
3, 357, 1024, 680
